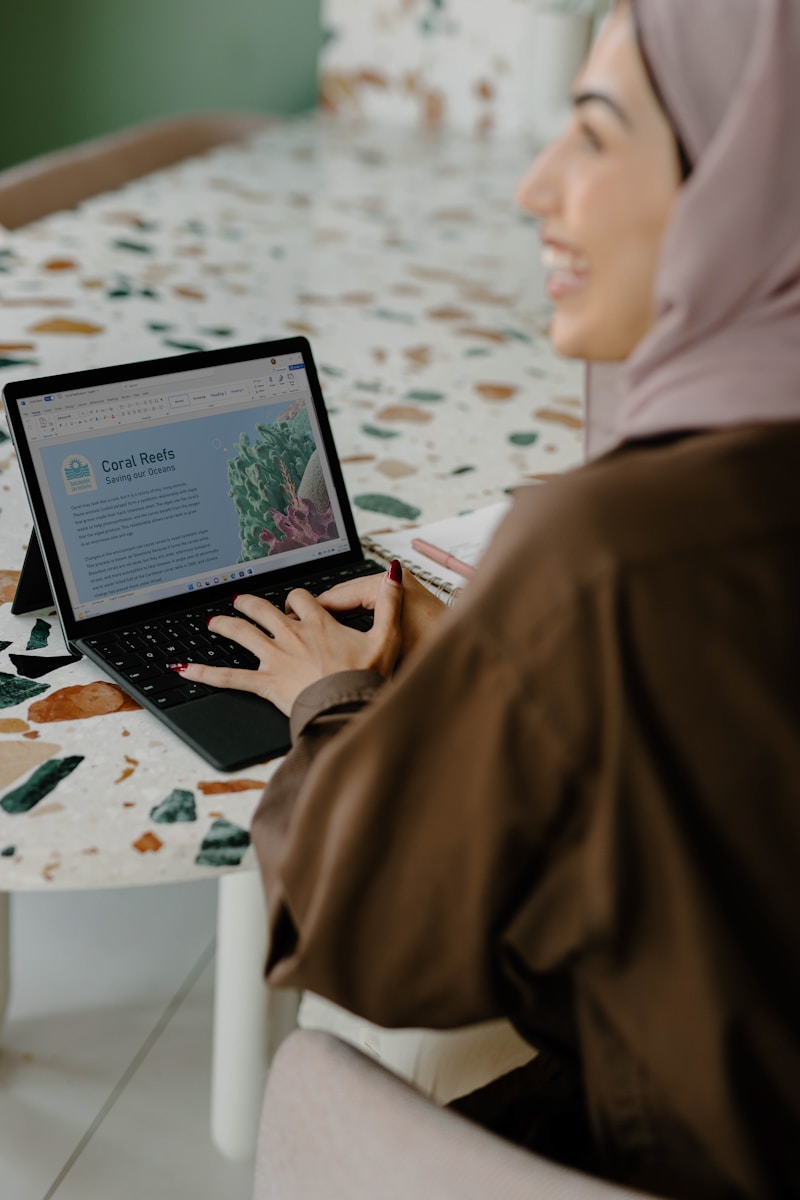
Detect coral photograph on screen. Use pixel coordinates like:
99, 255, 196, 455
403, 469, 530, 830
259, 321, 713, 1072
226, 399, 338, 562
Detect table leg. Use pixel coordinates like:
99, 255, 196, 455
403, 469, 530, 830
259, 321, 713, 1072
0, 893, 9, 1031
211, 869, 299, 1161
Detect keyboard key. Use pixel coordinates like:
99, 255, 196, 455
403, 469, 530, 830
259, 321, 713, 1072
125, 663, 162, 683
151, 690, 186, 709
140, 673, 184, 696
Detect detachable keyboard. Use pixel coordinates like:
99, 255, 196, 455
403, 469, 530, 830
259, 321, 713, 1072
83, 559, 381, 712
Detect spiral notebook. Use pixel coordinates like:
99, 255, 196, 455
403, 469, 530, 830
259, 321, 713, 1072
360, 500, 512, 603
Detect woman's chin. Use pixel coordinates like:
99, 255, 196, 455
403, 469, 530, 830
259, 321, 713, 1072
548, 313, 595, 361
548, 313, 632, 363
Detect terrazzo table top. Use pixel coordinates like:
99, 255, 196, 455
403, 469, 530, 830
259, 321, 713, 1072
0, 115, 584, 890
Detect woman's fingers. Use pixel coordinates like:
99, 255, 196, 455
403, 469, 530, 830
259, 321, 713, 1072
316, 575, 382, 613
227, 592, 291, 634
177, 564, 406, 713
368, 561, 404, 670
173, 660, 272, 698
283, 587, 324, 621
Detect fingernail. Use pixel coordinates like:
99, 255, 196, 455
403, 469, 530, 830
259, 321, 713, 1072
205, 617, 215, 628
388, 559, 403, 584
167, 663, 188, 673
232, 594, 241, 602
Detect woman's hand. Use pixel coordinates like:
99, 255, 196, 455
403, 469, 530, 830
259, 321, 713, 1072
173, 563, 404, 716
317, 567, 448, 661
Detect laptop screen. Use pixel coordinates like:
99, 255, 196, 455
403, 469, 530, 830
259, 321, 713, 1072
14, 349, 352, 623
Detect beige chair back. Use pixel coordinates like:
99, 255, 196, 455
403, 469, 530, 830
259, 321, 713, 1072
0, 111, 272, 230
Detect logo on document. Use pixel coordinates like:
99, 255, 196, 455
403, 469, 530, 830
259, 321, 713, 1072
62, 454, 97, 495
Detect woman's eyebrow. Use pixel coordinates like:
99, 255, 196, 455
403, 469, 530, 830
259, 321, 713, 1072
572, 90, 633, 129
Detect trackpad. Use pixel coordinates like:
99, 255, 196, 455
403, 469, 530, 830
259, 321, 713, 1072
168, 690, 291, 772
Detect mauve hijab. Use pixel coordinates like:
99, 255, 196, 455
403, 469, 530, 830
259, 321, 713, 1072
584, 0, 800, 459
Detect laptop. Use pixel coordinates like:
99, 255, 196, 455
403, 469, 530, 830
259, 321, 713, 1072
3, 336, 384, 771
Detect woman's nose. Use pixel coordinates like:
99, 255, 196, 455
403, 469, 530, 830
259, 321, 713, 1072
515, 143, 561, 219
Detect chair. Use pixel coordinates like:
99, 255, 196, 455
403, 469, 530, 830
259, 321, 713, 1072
252, 1029, 656, 1200
0, 110, 272, 230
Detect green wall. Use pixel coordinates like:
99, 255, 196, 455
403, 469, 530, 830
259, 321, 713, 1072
0, 0, 322, 171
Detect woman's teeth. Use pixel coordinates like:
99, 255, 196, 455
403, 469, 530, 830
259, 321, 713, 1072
541, 245, 590, 274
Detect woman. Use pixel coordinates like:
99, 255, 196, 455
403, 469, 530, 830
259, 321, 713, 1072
176, 1, 800, 1195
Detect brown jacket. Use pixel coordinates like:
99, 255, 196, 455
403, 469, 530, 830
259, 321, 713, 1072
252, 424, 800, 1200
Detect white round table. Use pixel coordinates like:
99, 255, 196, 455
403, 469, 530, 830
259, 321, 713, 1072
0, 113, 584, 1158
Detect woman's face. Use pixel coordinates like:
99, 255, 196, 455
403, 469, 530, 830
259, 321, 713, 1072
517, 3, 683, 362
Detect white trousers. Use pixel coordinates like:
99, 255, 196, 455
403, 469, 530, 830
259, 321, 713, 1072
298, 992, 536, 1106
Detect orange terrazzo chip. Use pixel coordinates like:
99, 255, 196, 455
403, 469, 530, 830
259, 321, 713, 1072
284, 320, 319, 336
28, 682, 140, 723
475, 384, 519, 402
44, 259, 77, 271
404, 346, 433, 367
533, 407, 585, 430
0, 718, 29, 733
197, 779, 264, 795
428, 305, 472, 321
375, 405, 432, 424
29, 318, 104, 335
459, 328, 508, 344
0, 570, 21, 603
377, 459, 417, 479
115, 754, 139, 784
133, 832, 163, 854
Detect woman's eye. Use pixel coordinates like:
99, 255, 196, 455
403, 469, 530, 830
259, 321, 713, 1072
579, 124, 603, 152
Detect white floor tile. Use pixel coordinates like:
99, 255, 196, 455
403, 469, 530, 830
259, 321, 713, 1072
51, 957, 254, 1200
0, 881, 253, 1200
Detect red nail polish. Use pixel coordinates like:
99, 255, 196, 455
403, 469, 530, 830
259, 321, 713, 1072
232, 594, 242, 602
388, 559, 403, 584
167, 663, 188, 673
205, 617, 214, 628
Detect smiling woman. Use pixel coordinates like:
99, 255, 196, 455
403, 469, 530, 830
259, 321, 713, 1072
183, 3, 800, 1196
517, 1, 683, 362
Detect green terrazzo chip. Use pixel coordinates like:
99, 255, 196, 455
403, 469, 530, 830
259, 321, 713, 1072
370, 309, 415, 323
509, 432, 539, 447
361, 424, 399, 439
26, 618, 51, 651
0, 429, 9, 443
405, 390, 445, 403
0, 358, 38, 369
112, 239, 153, 253
195, 819, 250, 868
353, 494, 421, 521
1, 846, 15, 856
150, 788, 197, 824
0, 672, 50, 709
1, 756, 84, 814
162, 339, 206, 353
